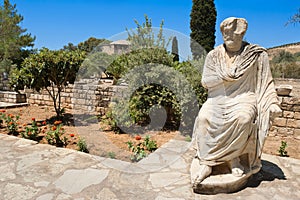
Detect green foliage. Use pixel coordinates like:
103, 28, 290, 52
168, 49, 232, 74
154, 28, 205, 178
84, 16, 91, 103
77, 37, 110, 53
63, 37, 110, 53
185, 135, 192, 142
172, 36, 179, 62
106, 15, 206, 133
270, 50, 300, 79
102, 108, 122, 133
174, 60, 207, 106
107, 47, 174, 82
80, 52, 116, 79
126, 140, 147, 162
0, 0, 35, 75
190, 0, 216, 58
107, 151, 116, 159
126, 135, 158, 162
77, 137, 89, 153
11, 48, 86, 117
111, 63, 200, 132
1, 112, 19, 135
278, 140, 288, 157
21, 119, 40, 141
143, 135, 157, 152
127, 15, 171, 50
46, 124, 67, 147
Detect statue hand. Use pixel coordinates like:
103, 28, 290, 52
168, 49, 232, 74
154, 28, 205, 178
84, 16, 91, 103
270, 104, 281, 119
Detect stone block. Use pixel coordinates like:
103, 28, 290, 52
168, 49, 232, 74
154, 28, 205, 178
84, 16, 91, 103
287, 119, 300, 129
293, 106, 300, 112
273, 118, 286, 127
282, 97, 300, 105
294, 129, 300, 138
277, 127, 288, 136
283, 111, 294, 118
65, 97, 71, 104
294, 112, 300, 120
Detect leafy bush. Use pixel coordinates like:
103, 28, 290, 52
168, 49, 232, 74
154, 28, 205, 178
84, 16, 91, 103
126, 135, 158, 162
77, 137, 89, 153
45, 122, 67, 147
1, 112, 20, 135
110, 63, 200, 134
270, 50, 300, 79
278, 140, 288, 157
21, 118, 40, 141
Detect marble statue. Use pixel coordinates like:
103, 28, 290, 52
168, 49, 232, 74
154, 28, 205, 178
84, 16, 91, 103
191, 17, 282, 194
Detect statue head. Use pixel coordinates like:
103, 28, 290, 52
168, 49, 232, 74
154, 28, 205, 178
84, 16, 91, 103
220, 17, 248, 52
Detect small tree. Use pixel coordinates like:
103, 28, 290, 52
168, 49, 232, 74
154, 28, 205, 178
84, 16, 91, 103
172, 36, 179, 62
11, 48, 86, 118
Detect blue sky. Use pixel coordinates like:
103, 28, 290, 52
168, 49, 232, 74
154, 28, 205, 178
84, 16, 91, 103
11, 0, 300, 50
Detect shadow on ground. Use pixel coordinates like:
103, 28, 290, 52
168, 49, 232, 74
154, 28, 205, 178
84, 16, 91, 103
246, 159, 286, 188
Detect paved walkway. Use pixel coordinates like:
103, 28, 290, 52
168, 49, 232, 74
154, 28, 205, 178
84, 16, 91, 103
0, 134, 300, 200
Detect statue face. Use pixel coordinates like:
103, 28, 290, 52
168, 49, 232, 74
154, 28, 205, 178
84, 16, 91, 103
220, 17, 247, 52
222, 26, 244, 52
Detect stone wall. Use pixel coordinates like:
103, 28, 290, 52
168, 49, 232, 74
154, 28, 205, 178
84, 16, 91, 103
23, 81, 125, 116
270, 97, 300, 139
0, 91, 26, 103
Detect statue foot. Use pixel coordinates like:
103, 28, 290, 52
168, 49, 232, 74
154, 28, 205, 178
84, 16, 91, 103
192, 165, 212, 186
231, 157, 244, 177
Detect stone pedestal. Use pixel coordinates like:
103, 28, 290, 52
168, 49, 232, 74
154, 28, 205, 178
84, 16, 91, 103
190, 157, 259, 194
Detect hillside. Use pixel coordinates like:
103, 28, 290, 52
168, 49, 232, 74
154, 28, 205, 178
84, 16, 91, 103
267, 42, 300, 59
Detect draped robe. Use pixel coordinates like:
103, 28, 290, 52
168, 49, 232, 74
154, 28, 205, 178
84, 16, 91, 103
194, 42, 280, 170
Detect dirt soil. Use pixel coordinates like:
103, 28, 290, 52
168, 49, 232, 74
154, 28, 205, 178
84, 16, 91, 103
0, 105, 299, 162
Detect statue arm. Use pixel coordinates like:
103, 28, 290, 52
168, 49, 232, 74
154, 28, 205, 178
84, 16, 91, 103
201, 52, 223, 89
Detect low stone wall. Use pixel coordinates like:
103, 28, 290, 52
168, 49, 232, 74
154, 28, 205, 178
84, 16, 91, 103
270, 97, 300, 139
23, 81, 125, 116
0, 91, 26, 103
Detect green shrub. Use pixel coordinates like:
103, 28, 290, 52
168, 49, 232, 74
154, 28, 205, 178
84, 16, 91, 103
77, 137, 89, 153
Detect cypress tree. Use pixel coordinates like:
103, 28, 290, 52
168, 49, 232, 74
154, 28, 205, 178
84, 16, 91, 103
190, 0, 216, 58
171, 36, 179, 62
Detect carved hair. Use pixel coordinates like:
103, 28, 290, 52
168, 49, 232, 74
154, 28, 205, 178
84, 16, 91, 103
220, 17, 248, 35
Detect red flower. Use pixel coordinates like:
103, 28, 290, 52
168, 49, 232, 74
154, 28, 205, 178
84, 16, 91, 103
0, 110, 5, 113
8, 114, 14, 118
135, 135, 142, 140
28, 131, 31, 135
70, 133, 75, 137
52, 126, 57, 131
54, 120, 62, 125
31, 117, 35, 121
42, 121, 47, 125
9, 121, 13, 125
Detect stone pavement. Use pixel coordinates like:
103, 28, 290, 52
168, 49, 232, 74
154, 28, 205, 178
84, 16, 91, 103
0, 134, 300, 200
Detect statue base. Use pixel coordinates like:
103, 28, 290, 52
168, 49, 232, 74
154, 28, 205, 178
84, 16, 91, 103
190, 157, 258, 194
